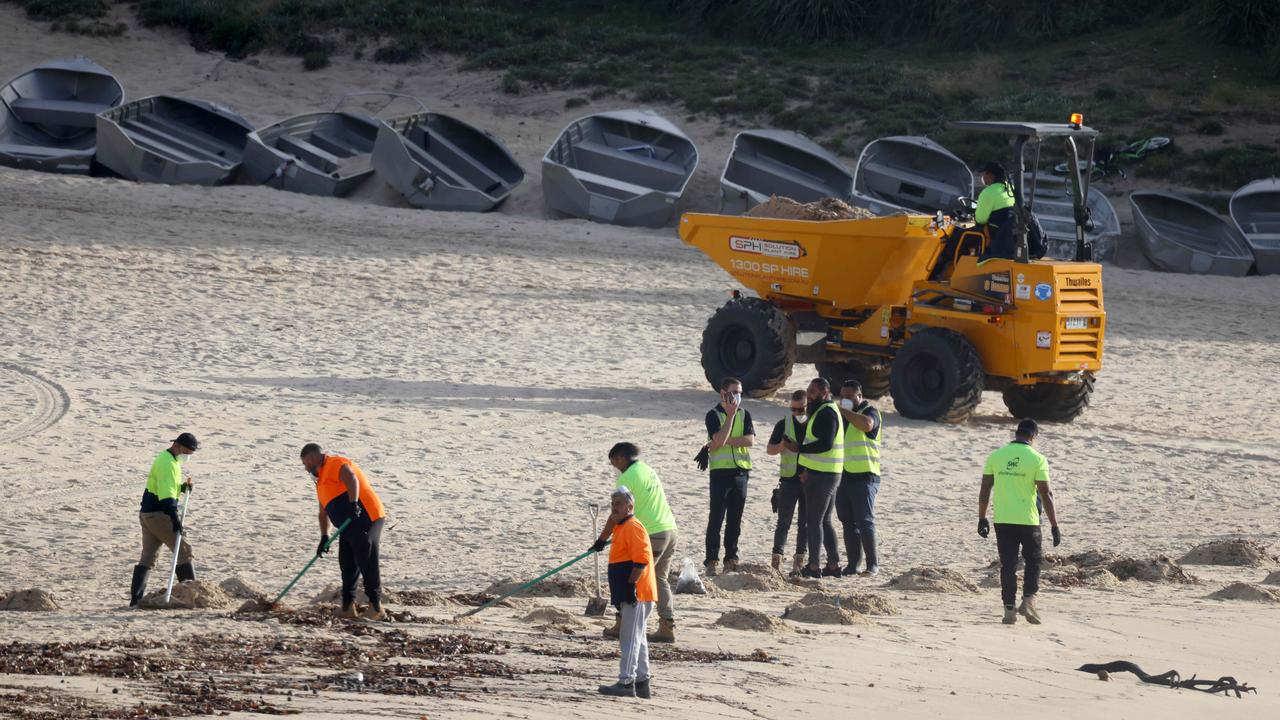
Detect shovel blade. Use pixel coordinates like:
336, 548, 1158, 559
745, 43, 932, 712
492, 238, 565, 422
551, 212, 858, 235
584, 597, 609, 617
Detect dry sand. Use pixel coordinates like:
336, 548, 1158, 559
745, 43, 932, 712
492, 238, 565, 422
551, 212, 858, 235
1, 7, 1280, 719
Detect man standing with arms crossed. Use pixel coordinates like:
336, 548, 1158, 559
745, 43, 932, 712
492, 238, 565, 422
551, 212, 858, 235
785, 378, 843, 578
767, 390, 809, 575
703, 377, 754, 576
836, 379, 883, 577
302, 443, 389, 620
595, 442, 679, 644
977, 420, 1062, 625
130, 432, 198, 607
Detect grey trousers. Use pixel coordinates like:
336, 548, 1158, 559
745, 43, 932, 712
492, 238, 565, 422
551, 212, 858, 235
618, 600, 653, 683
771, 480, 807, 557
138, 511, 192, 568
649, 529, 678, 620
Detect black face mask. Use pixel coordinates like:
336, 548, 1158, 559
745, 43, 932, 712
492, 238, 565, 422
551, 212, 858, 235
807, 396, 823, 414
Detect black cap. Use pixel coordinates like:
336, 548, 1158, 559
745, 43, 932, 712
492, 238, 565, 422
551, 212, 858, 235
173, 432, 199, 451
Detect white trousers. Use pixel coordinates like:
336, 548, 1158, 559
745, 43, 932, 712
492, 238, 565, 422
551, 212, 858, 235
618, 600, 653, 683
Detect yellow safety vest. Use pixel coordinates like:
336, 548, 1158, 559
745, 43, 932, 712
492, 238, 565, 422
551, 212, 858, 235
709, 410, 752, 471
780, 415, 801, 479
843, 406, 882, 475
798, 402, 843, 473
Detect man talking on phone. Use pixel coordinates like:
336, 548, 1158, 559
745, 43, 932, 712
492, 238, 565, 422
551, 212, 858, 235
702, 377, 754, 576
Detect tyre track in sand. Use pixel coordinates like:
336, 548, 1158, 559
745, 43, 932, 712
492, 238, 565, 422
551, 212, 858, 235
0, 361, 70, 444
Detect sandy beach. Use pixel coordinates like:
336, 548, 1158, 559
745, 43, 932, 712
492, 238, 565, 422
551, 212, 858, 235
2, 8, 1279, 719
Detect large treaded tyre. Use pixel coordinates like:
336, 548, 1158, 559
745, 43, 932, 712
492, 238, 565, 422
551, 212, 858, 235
1001, 376, 1094, 423
889, 328, 984, 423
700, 297, 796, 398
817, 358, 891, 399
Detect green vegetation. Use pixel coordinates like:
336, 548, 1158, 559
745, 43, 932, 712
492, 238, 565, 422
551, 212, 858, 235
7, 0, 1279, 187
301, 49, 329, 71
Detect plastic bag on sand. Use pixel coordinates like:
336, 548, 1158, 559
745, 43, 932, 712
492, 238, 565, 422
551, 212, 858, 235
675, 557, 706, 595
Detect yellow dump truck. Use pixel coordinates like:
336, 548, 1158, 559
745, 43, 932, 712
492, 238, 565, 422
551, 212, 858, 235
680, 120, 1106, 423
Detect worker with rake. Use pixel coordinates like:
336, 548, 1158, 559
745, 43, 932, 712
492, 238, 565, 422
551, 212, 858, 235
301, 443, 388, 620
597, 486, 657, 699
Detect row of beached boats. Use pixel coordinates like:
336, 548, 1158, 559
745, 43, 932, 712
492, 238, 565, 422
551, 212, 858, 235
2, 57, 1275, 275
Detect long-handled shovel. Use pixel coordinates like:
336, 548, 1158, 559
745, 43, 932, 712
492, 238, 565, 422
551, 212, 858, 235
584, 503, 609, 616
163, 489, 192, 605
457, 548, 597, 620
270, 517, 353, 607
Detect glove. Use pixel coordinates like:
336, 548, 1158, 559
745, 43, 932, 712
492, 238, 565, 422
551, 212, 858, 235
1051, 525, 1062, 547
171, 518, 184, 535
977, 518, 989, 538
694, 445, 709, 471
770, 487, 779, 514
590, 538, 607, 554
316, 534, 331, 558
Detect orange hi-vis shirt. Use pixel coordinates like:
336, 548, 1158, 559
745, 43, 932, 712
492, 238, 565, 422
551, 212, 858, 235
608, 515, 657, 603
315, 455, 386, 522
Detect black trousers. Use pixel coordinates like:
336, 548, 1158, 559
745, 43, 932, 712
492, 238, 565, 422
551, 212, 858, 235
835, 472, 880, 571
801, 471, 840, 567
339, 517, 384, 606
771, 479, 807, 556
995, 523, 1041, 608
706, 471, 748, 562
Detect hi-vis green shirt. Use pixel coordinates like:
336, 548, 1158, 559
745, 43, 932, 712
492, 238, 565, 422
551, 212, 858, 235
616, 460, 677, 535
140, 449, 183, 513
975, 181, 1016, 224
984, 441, 1050, 526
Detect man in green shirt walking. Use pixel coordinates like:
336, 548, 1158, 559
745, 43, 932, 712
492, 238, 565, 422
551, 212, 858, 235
977, 420, 1061, 625
595, 442, 680, 643
130, 432, 198, 606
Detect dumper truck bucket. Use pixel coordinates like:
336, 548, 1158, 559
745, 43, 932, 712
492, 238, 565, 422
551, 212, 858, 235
678, 213, 945, 310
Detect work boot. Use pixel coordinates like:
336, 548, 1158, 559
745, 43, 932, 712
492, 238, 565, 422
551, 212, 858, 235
175, 562, 195, 583
723, 558, 740, 573
801, 565, 821, 578
598, 680, 636, 697
603, 612, 622, 639
635, 677, 652, 699
362, 600, 388, 621
821, 565, 842, 578
647, 618, 675, 644
860, 565, 880, 577
791, 553, 806, 576
1019, 595, 1042, 625
129, 565, 150, 607
1002, 606, 1018, 625
860, 528, 879, 577
704, 560, 720, 577
338, 603, 360, 619
771, 553, 783, 571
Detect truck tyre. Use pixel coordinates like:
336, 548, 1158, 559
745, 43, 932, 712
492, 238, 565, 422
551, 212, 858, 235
817, 358, 891, 399
889, 328, 983, 423
1001, 376, 1094, 423
701, 297, 795, 398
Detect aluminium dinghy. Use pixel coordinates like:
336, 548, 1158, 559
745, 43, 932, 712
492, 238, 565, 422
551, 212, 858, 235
719, 129, 854, 214
542, 109, 698, 227
0, 56, 123, 174
373, 110, 524, 212
1024, 173, 1121, 261
96, 95, 254, 185
244, 110, 382, 197
1229, 178, 1280, 275
1129, 190, 1254, 276
851, 135, 973, 214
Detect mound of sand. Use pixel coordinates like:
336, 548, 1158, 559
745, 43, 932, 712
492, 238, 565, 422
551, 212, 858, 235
1208, 582, 1280, 603
138, 580, 231, 609
886, 567, 977, 593
1264, 570, 1280, 586
484, 576, 593, 599
396, 589, 455, 606
520, 605, 585, 627
795, 591, 900, 616
715, 608, 793, 633
711, 571, 789, 592
310, 585, 400, 605
220, 576, 269, 601
0, 588, 59, 611
784, 602, 869, 625
746, 195, 876, 221
1180, 539, 1277, 567
1107, 555, 1197, 584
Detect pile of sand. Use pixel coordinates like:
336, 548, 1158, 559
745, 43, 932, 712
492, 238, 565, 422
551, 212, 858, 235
138, 580, 231, 609
1208, 582, 1280, 603
1263, 570, 1280, 586
1180, 539, 1277, 567
783, 602, 868, 625
714, 608, 793, 633
795, 591, 899, 616
982, 565, 1120, 589
886, 567, 977, 593
746, 195, 876, 221
711, 571, 789, 593
311, 585, 400, 605
1107, 555, 1197, 584
396, 589, 455, 606
0, 588, 59, 611
520, 605, 586, 628
220, 576, 269, 602
484, 576, 593, 599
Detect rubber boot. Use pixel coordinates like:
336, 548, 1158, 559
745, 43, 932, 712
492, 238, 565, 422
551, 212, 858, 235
1002, 606, 1018, 625
129, 565, 150, 607
175, 562, 195, 583
844, 529, 862, 577
647, 618, 675, 644
860, 528, 879, 576
603, 612, 621, 639
1019, 595, 1041, 625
